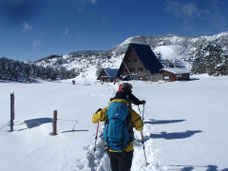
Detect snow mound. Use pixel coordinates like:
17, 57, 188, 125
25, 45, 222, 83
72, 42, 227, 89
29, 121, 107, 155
154, 45, 184, 60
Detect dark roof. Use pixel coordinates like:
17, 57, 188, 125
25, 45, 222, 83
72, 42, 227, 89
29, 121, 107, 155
129, 43, 163, 74
103, 68, 118, 79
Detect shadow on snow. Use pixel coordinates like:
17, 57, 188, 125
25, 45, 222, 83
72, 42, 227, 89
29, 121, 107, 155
145, 130, 202, 140
61, 129, 89, 133
16, 117, 87, 133
15, 117, 52, 131
24, 117, 53, 129
0, 79, 41, 84
144, 119, 186, 125
159, 164, 228, 171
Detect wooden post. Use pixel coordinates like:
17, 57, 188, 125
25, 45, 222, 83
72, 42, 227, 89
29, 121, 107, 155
52, 110, 57, 135
10, 93, 15, 132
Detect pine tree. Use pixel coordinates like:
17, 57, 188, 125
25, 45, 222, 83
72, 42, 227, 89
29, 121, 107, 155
191, 44, 227, 75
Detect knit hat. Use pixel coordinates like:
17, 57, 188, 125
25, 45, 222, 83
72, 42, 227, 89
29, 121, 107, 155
121, 83, 132, 92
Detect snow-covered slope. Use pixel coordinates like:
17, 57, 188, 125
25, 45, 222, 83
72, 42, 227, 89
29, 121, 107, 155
1, 75, 228, 171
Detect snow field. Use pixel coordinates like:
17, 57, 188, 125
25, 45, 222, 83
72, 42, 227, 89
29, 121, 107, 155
1, 75, 228, 171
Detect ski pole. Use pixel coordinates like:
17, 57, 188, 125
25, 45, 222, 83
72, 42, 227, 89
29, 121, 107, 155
137, 105, 142, 117
142, 103, 145, 121
94, 122, 100, 154
140, 130, 148, 167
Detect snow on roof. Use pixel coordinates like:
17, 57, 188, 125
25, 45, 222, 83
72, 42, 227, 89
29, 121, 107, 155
104, 68, 118, 78
161, 67, 190, 74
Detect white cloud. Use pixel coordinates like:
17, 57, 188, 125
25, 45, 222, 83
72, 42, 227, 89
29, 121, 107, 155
91, 0, 96, 4
64, 28, 69, 35
72, 0, 97, 11
182, 3, 197, 17
22, 21, 33, 32
164, 1, 198, 18
73, 0, 97, 5
32, 40, 41, 50
164, 0, 228, 32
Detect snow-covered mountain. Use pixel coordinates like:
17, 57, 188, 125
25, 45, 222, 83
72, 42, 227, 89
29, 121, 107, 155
35, 31, 228, 77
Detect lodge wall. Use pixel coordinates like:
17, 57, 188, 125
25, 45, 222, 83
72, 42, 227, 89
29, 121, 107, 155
177, 73, 190, 80
123, 48, 148, 77
161, 71, 190, 81
162, 71, 176, 81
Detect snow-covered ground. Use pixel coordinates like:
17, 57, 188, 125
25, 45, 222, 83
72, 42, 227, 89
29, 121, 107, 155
1, 75, 228, 171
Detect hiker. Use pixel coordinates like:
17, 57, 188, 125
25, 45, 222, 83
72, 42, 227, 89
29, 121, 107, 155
92, 84, 144, 171
116, 82, 146, 105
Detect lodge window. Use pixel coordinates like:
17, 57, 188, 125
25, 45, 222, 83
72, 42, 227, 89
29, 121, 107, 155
138, 68, 143, 72
164, 76, 169, 80
130, 68, 136, 72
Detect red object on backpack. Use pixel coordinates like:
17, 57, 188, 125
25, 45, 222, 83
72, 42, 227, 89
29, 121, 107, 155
118, 84, 122, 91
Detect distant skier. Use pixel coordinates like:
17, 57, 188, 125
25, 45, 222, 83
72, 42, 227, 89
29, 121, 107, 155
92, 83, 144, 171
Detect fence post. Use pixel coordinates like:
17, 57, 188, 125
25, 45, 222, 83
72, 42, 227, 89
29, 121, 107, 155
52, 110, 58, 135
10, 93, 15, 132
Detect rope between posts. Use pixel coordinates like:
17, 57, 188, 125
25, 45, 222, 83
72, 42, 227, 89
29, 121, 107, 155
57, 118, 78, 123
0, 121, 10, 130
57, 118, 78, 130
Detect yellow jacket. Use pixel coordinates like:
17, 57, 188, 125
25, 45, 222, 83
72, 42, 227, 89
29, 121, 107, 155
92, 99, 143, 152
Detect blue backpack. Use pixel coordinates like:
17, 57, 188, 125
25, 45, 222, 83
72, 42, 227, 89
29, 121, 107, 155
103, 101, 132, 152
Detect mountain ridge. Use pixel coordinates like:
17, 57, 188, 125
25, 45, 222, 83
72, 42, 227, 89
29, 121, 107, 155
35, 31, 228, 76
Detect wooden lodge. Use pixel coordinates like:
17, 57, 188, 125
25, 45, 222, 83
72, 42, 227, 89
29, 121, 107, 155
96, 43, 191, 82
161, 67, 190, 81
116, 43, 163, 81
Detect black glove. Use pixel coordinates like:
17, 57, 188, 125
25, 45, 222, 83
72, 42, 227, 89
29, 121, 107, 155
141, 100, 146, 104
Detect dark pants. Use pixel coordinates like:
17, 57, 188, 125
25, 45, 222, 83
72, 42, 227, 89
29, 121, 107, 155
108, 151, 133, 171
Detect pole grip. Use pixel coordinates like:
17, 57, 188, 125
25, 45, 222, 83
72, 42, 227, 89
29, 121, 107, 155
142, 103, 145, 120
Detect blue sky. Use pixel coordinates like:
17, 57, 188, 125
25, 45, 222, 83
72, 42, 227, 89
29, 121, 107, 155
0, 0, 228, 61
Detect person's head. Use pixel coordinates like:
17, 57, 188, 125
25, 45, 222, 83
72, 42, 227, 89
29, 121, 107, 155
121, 83, 133, 93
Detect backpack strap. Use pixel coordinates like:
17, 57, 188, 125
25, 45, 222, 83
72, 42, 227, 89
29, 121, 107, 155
105, 118, 110, 151
126, 95, 131, 104
121, 120, 126, 152
121, 112, 133, 151
126, 112, 134, 146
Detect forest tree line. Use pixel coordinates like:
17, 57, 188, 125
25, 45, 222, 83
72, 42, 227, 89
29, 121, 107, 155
191, 44, 228, 76
0, 57, 78, 81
